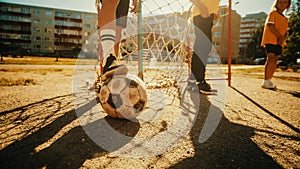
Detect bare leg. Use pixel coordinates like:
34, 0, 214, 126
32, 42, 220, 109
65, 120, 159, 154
264, 53, 279, 80
99, 0, 119, 29
99, 0, 119, 65
114, 26, 123, 59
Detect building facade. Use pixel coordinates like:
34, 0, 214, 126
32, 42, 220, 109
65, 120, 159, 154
212, 6, 241, 63
0, 2, 98, 57
239, 12, 267, 57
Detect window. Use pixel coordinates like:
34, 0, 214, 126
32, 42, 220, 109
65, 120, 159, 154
46, 45, 53, 50
21, 35, 30, 40
1, 7, 9, 12
12, 25, 21, 31
55, 20, 63, 26
45, 28, 52, 33
33, 9, 41, 15
45, 20, 52, 25
33, 27, 41, 32
21, 16, 31, 22
240, 34, 251, 38
213, 41, 220, 46
85, 15, 92, 20
21, 8, 30, 14
33, 19, 41, 24
214, 32, 221, 37
45, 11, 52, 16
45, 37, 53, 41
11, 7, 21, 12
255, 23, 261, 27
84, 24, 91, 28
12, 16, 20, 21
35, 36, 41, 40
74, 12, 82, 19
55, 12, 64, 17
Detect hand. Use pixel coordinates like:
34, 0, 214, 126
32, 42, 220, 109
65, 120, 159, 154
277, 36, 285, 45
130, 0, 138, 13
214, 13, 220, 20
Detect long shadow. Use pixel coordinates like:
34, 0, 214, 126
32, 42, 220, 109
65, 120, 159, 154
275, 88, 300, 98
0, 93, 140, 169
170, 89, 283, 168
231, 86, 300, 134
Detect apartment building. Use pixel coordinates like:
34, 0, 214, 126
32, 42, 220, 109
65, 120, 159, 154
239, 12, 267, 57
212, 6, 241, 63
0, 2, 98, 57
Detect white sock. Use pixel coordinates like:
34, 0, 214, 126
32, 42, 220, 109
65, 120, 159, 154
100, 29, 115, 66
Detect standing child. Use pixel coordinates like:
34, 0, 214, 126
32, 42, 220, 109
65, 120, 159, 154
261, 0, 291, 89
189, 0, 220, 92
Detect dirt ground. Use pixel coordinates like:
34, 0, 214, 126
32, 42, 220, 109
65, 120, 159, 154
0, 64, 299, 169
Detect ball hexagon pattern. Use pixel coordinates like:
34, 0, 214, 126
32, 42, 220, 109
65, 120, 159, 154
97, 74, 147, 119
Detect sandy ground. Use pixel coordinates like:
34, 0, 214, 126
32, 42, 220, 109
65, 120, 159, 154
0, 64, 299, 169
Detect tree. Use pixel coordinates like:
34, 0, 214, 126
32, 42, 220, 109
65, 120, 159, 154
283, 0, 300, 63
245, 26, 266, 59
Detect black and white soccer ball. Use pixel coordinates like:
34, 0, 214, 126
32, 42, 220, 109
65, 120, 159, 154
97, 74, 147, 119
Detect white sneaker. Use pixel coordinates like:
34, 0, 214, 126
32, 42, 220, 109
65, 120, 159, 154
261, 80, 276, 89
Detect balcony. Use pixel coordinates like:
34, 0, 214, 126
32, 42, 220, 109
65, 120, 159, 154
0, 11, 31, 17
54, 41, 82, 48
54, 33, 82, 39
0, 38, 31, 43
54, 25, 82, 31
55, 16, 82, 23
0, 29, 31, 35
0, 20, 31, 25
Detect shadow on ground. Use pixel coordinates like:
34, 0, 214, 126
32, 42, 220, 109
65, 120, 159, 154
0, 93, 139, 169
0, 90, 287, 169
170, 92, 283, 169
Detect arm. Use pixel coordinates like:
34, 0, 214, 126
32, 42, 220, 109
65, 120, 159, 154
130, 0, 138, 13
189, 0, 210, 18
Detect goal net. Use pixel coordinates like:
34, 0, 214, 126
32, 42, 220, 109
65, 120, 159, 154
119, 0, 195, 89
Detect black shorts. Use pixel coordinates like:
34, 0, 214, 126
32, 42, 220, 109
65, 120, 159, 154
265, 44, 282, 56
100, 0, 130, 28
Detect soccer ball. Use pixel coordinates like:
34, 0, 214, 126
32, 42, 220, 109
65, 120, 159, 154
97, 73, 147, 119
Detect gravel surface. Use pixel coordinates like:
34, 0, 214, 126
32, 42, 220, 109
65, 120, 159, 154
0, 64, 299, 169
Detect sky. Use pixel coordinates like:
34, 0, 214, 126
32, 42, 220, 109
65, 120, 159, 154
0, 0, 276, 17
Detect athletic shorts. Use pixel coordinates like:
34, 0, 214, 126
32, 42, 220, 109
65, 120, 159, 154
100, 0, 130, 28
265, 44, 282, 56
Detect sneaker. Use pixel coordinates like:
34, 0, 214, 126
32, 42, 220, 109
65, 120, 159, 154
261, 80, 276, 89
197, 81, 211, 92
102, 54, 128, 81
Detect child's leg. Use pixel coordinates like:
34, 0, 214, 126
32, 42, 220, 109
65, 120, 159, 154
100, 0, 119, 65
264, 53, 279, 80
99, 0, 119, 29
114, 26, 123, 59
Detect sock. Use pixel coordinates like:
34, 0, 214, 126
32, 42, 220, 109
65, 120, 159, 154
100, 29, 116, 66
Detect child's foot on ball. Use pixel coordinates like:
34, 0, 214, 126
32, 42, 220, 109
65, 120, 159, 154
102, 54, 128, 81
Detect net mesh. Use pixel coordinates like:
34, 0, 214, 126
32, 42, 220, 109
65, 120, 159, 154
119, 0, 194, 88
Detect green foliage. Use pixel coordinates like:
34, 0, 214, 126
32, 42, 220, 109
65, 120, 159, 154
246, 26, 266, 59
283, 0, 300, 63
